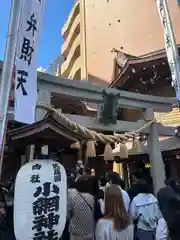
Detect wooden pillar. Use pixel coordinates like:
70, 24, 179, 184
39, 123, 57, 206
119, 163, 123, 178
33, 89, 51, 161
145, 108, 165, 194
20, 155, 26, 166
170, 156, 178, 182
77, 142, 83, 161
123, 163, 129, 190
25, 145, 35, 162
36, 89, 51, 121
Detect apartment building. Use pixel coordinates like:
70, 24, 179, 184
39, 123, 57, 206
46, 56, 64, 76
60, 0, 87, 82
61, 0, 180, 84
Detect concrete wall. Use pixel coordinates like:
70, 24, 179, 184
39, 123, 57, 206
84, 0, 180, 83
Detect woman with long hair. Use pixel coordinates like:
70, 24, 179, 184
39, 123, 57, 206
96, 184, 133, 240
107, 172, 130, 212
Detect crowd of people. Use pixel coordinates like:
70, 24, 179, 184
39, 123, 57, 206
62, 171, 180, 240
1, 171, 180, 240
0, 178, 15, 240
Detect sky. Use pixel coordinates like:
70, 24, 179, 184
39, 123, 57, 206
0, 0, 74, 69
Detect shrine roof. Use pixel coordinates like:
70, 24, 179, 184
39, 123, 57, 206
112, 136, 180, 157
109, 46, 180, 90
7, 113, 88, 149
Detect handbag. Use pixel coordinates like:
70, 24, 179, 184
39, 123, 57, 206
78, 192, 95, 239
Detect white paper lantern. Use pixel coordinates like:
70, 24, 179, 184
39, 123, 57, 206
14, 160, 67, 240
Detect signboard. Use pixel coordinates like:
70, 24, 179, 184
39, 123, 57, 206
15, 0, 45, 124
156, 0, 180, 102
14, 160, 67, 240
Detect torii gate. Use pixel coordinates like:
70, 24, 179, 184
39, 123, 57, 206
34, 71, 176, 193
0, 59, 175, 192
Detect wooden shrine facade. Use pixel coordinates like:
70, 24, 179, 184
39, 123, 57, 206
109, 47, 180, 123
110, 136, 180, 183
3, 113, 88, 181
109, 46, 180, 96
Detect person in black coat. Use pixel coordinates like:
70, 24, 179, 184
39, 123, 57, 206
157, 184, 180, 240
87, 176, 103, 221
127, 172, 153, 202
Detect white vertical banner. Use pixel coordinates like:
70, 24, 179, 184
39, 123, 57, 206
15, 0, 45, 124
156, 0, 180, 102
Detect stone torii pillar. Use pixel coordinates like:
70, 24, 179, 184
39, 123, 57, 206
36, 88, 51, 121
145, 108, 166, 194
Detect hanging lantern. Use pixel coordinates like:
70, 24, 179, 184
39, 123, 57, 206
14, 160, 67, 240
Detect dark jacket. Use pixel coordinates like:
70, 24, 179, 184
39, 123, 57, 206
157, 186, 180, 240
127, 181, 143, 202
1, 205, 15, 240
94, 197, 102, 222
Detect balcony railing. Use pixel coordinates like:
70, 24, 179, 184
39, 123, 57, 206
68, 57, 81, 79
61, 47, 80, 77
61, 15, 80, 57
62, 0, 80, 38
61, 37, 81, 75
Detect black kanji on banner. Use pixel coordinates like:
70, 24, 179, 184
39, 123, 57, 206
169, 60, 175, 75
27, 13, 37, 37
52, 164, 61, 182
32, 212, 59, 231
33, 229, 58, 240
30, 174, 40, 183
165, 34, 171, 48
16, 70, 28, 95
20, 37, 34, 65
33, 182, 59, 198
32, 182, 60, 239
162, 15, 167, 27
159, 0, 164, 12
33, 195, 59, 215
32, 164, 42, 170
